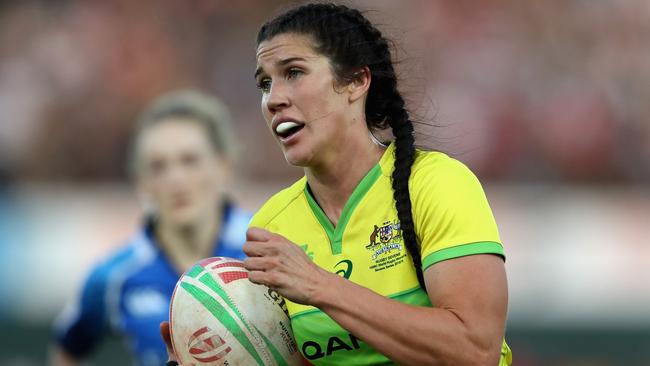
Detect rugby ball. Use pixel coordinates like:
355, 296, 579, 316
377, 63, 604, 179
169, 257, 302, 366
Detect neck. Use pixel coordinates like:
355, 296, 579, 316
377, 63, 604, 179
156, 205, 222, 272
305, 134, 384, 226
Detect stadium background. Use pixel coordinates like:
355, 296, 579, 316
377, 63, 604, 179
0, 0, 649, 365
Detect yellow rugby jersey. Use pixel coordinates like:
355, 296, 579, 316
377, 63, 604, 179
249, 142, 512, 365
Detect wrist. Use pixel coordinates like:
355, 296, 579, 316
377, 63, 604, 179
308, 269, 343, 309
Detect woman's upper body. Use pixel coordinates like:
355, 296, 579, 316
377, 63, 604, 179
249, 142, 509, 365
50, 91, 250, 366
243, 3, 512, 365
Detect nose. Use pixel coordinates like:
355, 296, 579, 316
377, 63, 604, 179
166, 161, 187, 187
264, 81, 290, 115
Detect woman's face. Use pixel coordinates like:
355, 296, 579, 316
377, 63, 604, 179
255, 33, 353, 167
135, 119, 229, 228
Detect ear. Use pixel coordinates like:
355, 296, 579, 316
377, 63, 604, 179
347, 66, 371, 103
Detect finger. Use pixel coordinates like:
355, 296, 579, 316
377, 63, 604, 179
243, 240, 278, 257
248, 270, 275, 287
159, 321, 178, 362
243, 256, 272, 271
243, 241, 263, 257
246, 227, 275, 242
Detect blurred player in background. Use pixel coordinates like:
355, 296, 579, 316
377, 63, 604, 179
49, 91, 251, 366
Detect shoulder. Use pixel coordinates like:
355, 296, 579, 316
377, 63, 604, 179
86, 245, 136, 288
53, 238, 143, 330
84, 232, 156, 292
380, 143, 478, 188
408, 151, 503, 267
53, 231, 159, 349
412, 150, 476, 181
249, 177, 307, 229
408, 150, 494, 225
410, 150, 482, 193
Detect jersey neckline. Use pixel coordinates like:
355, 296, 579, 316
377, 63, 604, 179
302, 143, 394, 255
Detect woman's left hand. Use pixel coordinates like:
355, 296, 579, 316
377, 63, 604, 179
243, 227, 333, 305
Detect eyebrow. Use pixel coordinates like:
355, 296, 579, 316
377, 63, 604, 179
254, 57, 307, 79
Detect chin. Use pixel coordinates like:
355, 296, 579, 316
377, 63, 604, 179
282, 144, 316, 167
166, 208, 201, 228
283, 151, 311, 167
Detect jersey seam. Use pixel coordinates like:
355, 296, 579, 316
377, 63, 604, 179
421, 241, 504, 270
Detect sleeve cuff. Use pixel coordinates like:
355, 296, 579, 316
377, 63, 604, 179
422, 241, 505, 270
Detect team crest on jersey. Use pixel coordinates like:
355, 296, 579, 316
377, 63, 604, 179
365, 221, 404, 261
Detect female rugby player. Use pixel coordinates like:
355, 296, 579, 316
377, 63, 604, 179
51, 91, 250, 366
165, 3, 512, 365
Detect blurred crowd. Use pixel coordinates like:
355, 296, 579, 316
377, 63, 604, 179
0, 0, 648, 186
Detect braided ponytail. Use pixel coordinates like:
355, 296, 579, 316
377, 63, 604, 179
388, 102, 425, 291
258, 3, 426, 291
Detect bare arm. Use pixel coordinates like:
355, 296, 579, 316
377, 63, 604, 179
244, 227, 508, 366
312, 254, 507, 366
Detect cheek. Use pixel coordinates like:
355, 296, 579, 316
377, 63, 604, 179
298, 81, 340, 119
180, 177, 214, 211
142, 180, 170, 208
261, 95, 272, 124
198, 166, 226, 194
193, 168, 217, 190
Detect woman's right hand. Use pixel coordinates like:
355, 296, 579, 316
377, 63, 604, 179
159, 321, 180, 366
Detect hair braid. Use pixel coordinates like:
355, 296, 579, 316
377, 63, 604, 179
389, 106, 424, 290
258, 3, 426, 291
350, 12, 426, 290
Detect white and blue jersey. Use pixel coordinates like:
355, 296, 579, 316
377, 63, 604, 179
53, 202, 251, 366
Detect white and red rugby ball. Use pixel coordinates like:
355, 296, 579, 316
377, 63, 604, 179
169, 257, 302, 366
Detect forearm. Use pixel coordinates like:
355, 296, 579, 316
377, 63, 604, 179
312, 273, 499, 366
242, 230, 507, 365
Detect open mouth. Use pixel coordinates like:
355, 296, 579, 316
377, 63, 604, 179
275, 121, 305, 139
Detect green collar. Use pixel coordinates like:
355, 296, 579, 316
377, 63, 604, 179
303, 143, 393, 254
